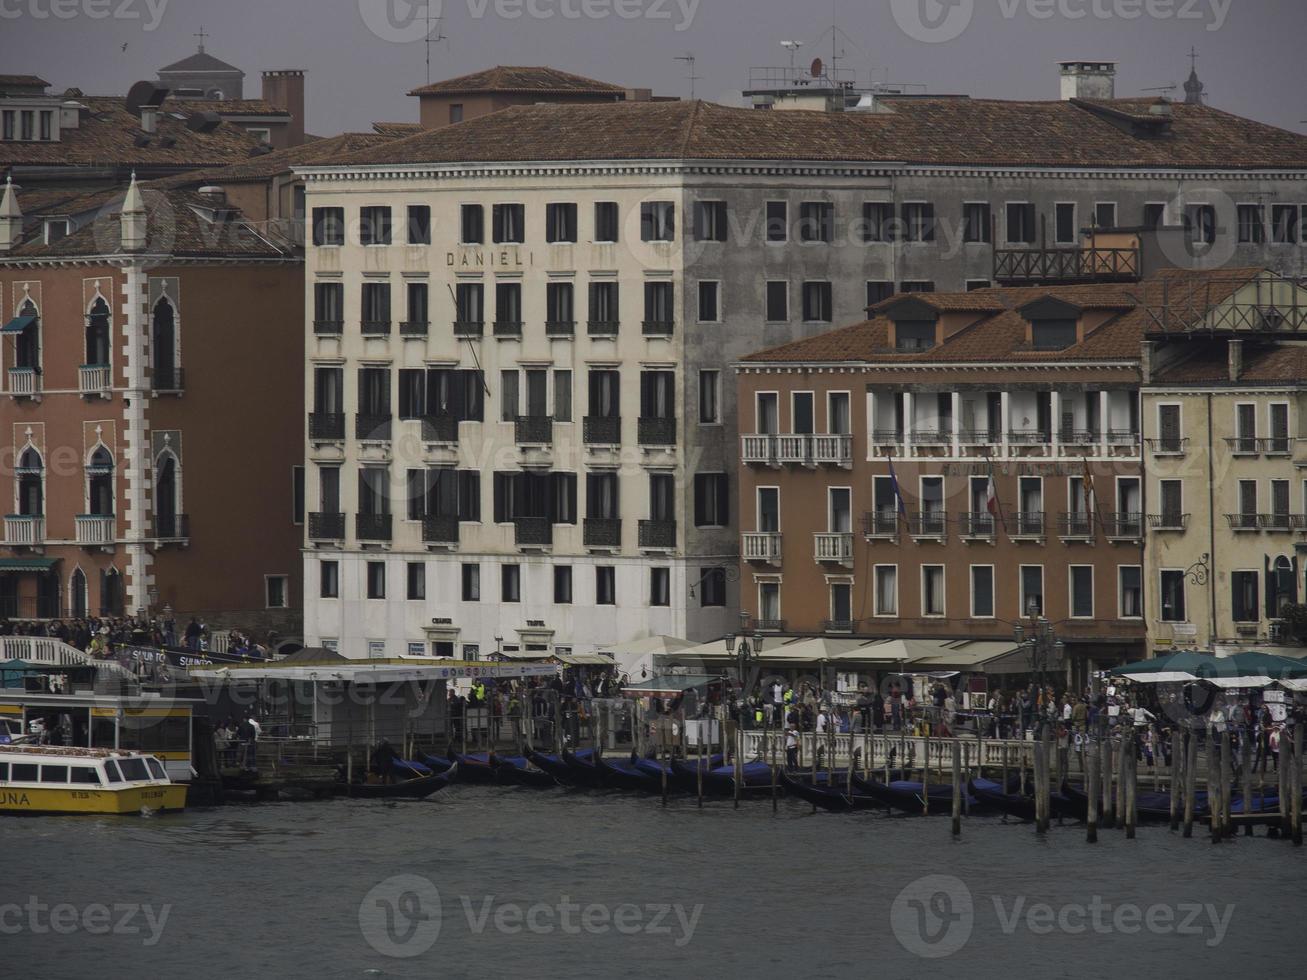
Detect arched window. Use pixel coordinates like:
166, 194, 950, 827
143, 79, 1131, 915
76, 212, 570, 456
70, 569, 88, 618
86, 297, 110, 367
88, 445, 114, 517
13, 299, 39, 370
100, 568, 123, 616
152, 297, 178, 390
155, 451, 180, 537
16, 446, 42, 517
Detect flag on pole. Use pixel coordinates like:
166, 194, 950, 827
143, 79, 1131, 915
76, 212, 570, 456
983, 454, 1006, 530
887, 456, 908, 520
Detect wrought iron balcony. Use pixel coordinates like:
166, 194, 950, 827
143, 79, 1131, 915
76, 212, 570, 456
1011, 511, 1046, 538
871, 429, 904, 446
862, 512, 899, 538
638, 519, 676, 550
422, 515, 459, 545
515, 415, 553, 445
958, 512, 996, 539
1260, 513, 1294, 532
958, 428, 1002, 445
152, 367, 185, 392
1058, 429, 1099, 446
642, 319, 674, 336
1148, 512, 1189, 531
993, 243, 1140, 285
1057, 512, 1095, 540
544, 320, 575, 337
361, 320, 391, 336
753, 619, 787, 632
356, 413, 392, 441
911, 429, 951, 446
153, 514, 190, 540
907, 511, 947, 539
514, 517, 552, 548
1266, 437, 1292, 456
1225, 513, 1260, 532
399, 320, 429, 336
309, 412, 345, 441
356, 512, 393, 541
78, 364, 111, 395
1008, 429, 1051, 446
587, 320, 620, 337
313, 319, 343, 335
1145, 437, 1188, 455
1102, 512, 1144, 539
822, 619, 856, 633
1106, 429, 1140, 447
492, 320, 522, 337
453, 320, 484, 337
742, 531, 782, 561
1225, 436, 1262, 456
74, 514, 115, 546
583, 416, 621, 446
814, 531, 853, 563
637, 417, 676, 446
308, 511, 345, 540
741, 434, 777, 464
813, 434, 853, 465
3, 514, 44, 547
583, 518, 621, 549
421, 414, 457, 443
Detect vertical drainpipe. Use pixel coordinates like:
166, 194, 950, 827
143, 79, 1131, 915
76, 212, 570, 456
121, 261, 151, 613
1206, 391, 1217, 649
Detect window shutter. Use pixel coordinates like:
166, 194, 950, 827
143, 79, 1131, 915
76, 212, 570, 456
1266, 554, 1276, 619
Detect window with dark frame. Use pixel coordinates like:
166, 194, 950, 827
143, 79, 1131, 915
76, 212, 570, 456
596, 566, 616, 605
312, 207, 344, 246
650, 567, 671, 607
407, 205, 431, 245
554, 566, 573, 604
1005, 202, 1036, 244
593, 202, 619, 243
765, 281, 789, 321
1055, 203, 1076, 244
698, 281, 719, 322
320, 560, 339, 599
1120, 566, 1143, 618
765, 201, 788, 243
1160, 569, 1186, 622
699, 567, 726, 607
694, 473, 729, 527
1232, 570, 1259, 623
406, 562, 425, 601
546, 203, 578, 243
359, 206, 391, 246
971, 566, 994, 618
901, 202, 935, 242
1070, 566, 1093, 618
501, 564, 521, 603
461, 563, 480, 601
798, 202, 834, 243
963, 202, 991, 243
460, 204, 484, 245
1238, 204, 1266, 244
801, 281, 832, 322
640, 201, 675, 242
493, 203, 525, 243
694, 201, 728, 242
366, 561, 386, 600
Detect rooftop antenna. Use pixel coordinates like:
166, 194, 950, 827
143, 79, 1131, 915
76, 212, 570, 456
425, 8, 448, 86
675, 52, 700, 100
1143, 84, 1177, 95
780, 40, 804, 82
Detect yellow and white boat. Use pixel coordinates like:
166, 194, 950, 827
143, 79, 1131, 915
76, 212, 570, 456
0, 743, 187, 815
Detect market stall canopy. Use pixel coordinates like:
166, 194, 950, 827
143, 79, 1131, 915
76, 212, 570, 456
1111, 650, 1307, 687
555, 652, 615, 666
621, 674, 721, 697
598, 635, 693, 658
653, 636, 1033, 673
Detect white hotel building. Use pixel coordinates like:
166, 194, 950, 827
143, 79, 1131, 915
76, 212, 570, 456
296, 83, 1307, 660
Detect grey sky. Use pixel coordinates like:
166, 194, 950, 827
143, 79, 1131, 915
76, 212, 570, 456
2, 0, 1303, 135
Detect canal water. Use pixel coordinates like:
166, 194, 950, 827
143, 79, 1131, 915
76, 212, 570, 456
5, 785, 1304, 979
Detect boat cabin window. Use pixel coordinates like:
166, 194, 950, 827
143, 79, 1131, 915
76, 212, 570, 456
40, 765, 68, 783
117, 757, 149, 781
0, 763, 7, 781
104, 761, 122, 783
146, 758, 167, 780
12, 763, 37, 781
71, 766, 101, 785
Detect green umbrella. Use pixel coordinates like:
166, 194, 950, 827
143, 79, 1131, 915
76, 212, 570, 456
1108, 650, 1212, 683
1190, 651, 1307, 689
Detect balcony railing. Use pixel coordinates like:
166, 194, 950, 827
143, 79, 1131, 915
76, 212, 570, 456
356, 413, 392, 441
583, 518, 621, 549
1266, 437, 1292, 456
1260, 513, 1294, 532
814, 531, 853, 563
1008, 429, 1051, 446
911, 429, 951, 446
1148, 513, 1189, 531
958, 512, 996, 538
78, 364, 111, 395
361, 320, 392, 336
822, 619, 857, 633
1058, 429, 1099, 446
308, 511, 345, 540
958, 428, 1002, 445
153, 514, 190, 540
742, 531, 782, 562
74, 514, 114, 546
813, 434, 853, 465
4, 515, 44, 547
638, 519, 676, 550
1057, 512, 1095, 540
583, 416, 621, 446
421, 414, 457, 443
493, 320, 523, 337
741, 434, 777, 464
908, 511, 947, 539
587, 320, 620, 337
544, 320, 575, 337
515, 416, 553, 445
399, 320, 429, 337
862, 512, 899, 537
1102, 512, 1144, 539
642, 319, 674, 336
422, 515, 459, 545
637, 417, 676, 446
1145, 437, 1188, 455
453, 320, 484, 337
5, 367, 37, 398
153, 367, 185, 392
1106, 429, 1140, 447
1225, 513, 1260, 532
356, 513, 393, 541
754, 619, 787, 632
313, 319, 344, 335
514, 517, 553, 548
871, 429, 904, 446
1011, 512, 1045, 538
993, 243, 1140, 284
1225, 436, 1262, 455
776, 434, 812, 465
309, 412, 345, 441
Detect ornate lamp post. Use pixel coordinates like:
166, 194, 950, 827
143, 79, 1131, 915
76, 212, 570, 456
1013, 600, 1065, 735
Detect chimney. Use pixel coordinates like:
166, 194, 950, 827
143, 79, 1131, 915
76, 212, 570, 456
0, 176, 23, 252
1139, 340, 1156, 385
1059, 61, 1117, 101
140, 105, 158, 134
262, 70, 305, 146
1228, 338, 1243, 383
120, 172, 147, 252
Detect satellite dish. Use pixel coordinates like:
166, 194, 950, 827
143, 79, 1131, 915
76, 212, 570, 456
811, 58, 824, 79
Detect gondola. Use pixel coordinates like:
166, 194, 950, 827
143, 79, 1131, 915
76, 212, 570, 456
561, 749, 607, 788
595, 753, 664, 793
851, 775, 977, 815
673, 759, 777, 797
344, 762, 458, 799
492, 753, 559, 788
779, 770, 887, 811
1059, 781, 1211, 822
445, 750, 501, 784
525, 747, 598, 787
667, 755, 728, 793
968, 776, 1078, 821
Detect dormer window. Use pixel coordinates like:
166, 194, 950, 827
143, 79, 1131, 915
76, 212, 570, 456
896, 320, 937, 352
43, 219, 69, 244
1019, 297, 1083, 351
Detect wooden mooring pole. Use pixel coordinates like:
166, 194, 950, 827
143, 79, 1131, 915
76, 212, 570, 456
951, 740, 962, 837
1293, 722, 1303, 847
1124, 729, 1137, 840
1183, 728, 1197, 839
1033, 733, 1049, 833
1241, 729, 1254, 837
1099, 734, 1114, 830
1220, 730, 1233, 839
1086, 736, 1099, 844
1169, 728, 1183, 832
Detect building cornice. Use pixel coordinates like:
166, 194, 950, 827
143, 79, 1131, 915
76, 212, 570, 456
0, 254, 301, 269
736, 360, 1139, 374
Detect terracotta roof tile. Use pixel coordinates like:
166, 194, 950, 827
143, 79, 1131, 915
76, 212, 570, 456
1152, 341, 1307, 384
407, 66, 625, 97
327, 97, 1307, 170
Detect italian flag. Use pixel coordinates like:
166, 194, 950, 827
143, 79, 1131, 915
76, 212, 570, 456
985, 460, 999, 516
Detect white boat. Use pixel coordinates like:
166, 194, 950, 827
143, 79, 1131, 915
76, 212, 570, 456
0, 743, 188, 815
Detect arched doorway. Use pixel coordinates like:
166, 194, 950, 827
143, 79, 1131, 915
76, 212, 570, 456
100, 568, 123, 617
152, 298, 177, 389
88, 446, 114, 516
85, 297, 110, 367
16, 446, 42, 517
156, 453, 179, 537
70, 569, 87, 618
